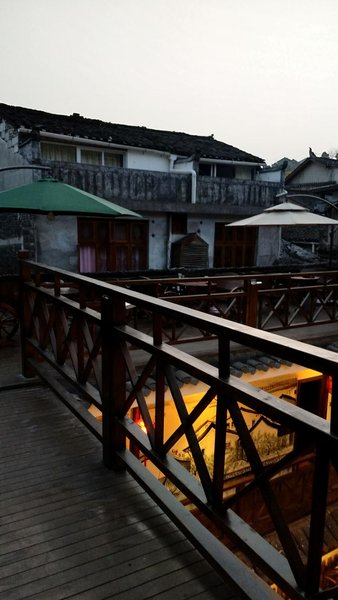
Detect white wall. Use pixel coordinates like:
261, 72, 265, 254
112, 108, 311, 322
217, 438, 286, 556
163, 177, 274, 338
256, 227, 281, 266
147, 214, 215, 270
172, 159, 194, 172
148, 215, 168, 269
291, 163, 338, 184
126, 149, 169, 172
257, 169, 283, 183
35, 215, 78, 270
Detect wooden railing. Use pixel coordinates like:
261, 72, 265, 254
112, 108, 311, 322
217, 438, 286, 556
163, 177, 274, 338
18, 255, 338, 600
114, 270, 338, 340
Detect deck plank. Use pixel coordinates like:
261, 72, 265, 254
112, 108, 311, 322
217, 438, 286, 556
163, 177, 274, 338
0, 385, 240, 600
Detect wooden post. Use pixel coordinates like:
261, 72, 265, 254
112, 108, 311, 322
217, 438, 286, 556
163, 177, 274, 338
101, 294, 127, 469
244, 279, 260, 328
212, 335, 231, 507
153, 313, 165, 454
18, 250, 36, 378
330, 374, 338, 437
305, 444, 330, 594
18, 250, 31, 281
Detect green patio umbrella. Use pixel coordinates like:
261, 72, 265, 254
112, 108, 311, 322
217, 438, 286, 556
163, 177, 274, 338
0, 178, 142, 218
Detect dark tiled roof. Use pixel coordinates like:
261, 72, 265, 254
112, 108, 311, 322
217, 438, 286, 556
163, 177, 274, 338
0, 103, 265, 163
206, 353, 294, 378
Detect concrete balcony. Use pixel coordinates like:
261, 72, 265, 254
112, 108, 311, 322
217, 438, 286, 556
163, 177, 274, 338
43, 161, 279, 216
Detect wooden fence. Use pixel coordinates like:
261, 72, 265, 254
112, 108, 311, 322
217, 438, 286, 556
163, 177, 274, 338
18, 254, 338, 599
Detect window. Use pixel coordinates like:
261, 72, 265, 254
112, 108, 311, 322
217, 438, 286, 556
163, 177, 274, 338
110, 222, 148, 271
171, 214, 187, 235
104, 152, 124, 167
216, 164, 235, 178
78, 218, 148, 273
41, 142, 76, 162
199, 162, 236, 178
214, 223, 257, 268
236, 441, 247, 462
80, 149, 124, 166
199, 163, 212, 176
40, 141, 124, 167
81, 149, 102, 165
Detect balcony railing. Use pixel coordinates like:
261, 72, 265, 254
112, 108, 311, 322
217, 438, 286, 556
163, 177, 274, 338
43, 160, 279, 208
19, 254, 338, 599
113, 270, 338, 342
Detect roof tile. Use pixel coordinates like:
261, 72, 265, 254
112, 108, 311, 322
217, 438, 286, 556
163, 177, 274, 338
0, 103, 265, 164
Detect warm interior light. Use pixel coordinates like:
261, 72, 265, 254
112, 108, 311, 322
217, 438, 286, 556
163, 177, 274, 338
326, 376, 332, 394
135, 417, 147, 434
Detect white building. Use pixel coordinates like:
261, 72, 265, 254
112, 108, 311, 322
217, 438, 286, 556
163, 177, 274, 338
0, 103, 280, 274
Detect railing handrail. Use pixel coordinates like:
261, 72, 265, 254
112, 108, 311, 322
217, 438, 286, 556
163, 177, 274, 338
23, 259, 338, 376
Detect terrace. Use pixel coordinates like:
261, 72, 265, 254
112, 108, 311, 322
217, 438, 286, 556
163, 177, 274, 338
2, 256, 338, 599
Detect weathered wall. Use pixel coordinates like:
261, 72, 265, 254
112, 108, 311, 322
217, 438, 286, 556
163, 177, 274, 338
35, 215, 78, 270
148, 215, 168, 269
197, 177, 279, 208
0, 140, 36, 273
256, 227, 281, 266
45, 161, 191, 205
0, 139, 33, 190
39, 161, 280, 220
0, 213, 35, 274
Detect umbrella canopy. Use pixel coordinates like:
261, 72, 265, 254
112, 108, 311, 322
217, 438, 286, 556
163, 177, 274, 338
0, 178, 142, 218
227, 202, 338, 227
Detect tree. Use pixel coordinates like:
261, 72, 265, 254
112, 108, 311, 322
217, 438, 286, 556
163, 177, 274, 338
320, 149, 338, 159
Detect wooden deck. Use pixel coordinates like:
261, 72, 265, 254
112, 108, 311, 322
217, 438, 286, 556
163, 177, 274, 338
0, 382, 240, 600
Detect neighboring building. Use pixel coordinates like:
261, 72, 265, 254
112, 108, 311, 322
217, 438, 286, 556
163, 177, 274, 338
285, 150, 338, 204
284, 149, 338, 257
0, 103, 280, 274
257, 159, 288, 185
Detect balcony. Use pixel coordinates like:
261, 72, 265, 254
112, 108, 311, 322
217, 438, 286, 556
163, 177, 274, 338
42, 161, 279, 214
2, 257, 338, 598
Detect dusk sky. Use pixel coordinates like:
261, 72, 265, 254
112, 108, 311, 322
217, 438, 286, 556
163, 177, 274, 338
2, 0, 338, 165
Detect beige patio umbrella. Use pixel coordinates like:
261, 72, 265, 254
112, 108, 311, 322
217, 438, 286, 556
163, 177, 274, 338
227, 202, 338, 266
227, 202, 338, 227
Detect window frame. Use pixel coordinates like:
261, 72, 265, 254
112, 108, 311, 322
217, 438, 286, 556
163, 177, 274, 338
213, 222, 257, 268
78, 217, 148, 273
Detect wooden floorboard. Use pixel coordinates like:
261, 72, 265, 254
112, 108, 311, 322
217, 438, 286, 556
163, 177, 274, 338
0, 385, 240, 600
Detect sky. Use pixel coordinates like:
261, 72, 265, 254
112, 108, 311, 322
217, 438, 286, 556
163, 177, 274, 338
1, 0, 338, 165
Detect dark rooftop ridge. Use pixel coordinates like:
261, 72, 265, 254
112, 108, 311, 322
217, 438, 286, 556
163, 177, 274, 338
0, 102, 265, 164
